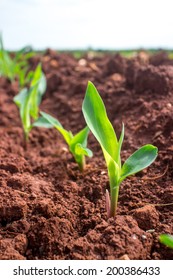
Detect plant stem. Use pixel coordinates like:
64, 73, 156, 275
110, 179, 120, 217
106, 189, 111, 218
78, 155, 86, 172
23, 130, 29, 150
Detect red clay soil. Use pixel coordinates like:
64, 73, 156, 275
0, 50, 173, 260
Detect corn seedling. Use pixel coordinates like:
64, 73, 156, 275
34, 111, 93, 171
0, 34, 34, 86
159, 234, 173, 249
82, 81, 158, 217
14, 63, 46, 146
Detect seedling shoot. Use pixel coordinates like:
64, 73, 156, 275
14, 63, 46, 146
82, 81, 158, 217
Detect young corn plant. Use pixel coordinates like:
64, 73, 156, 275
14, 63, 46, 146
159, 234, 173, 249
82, 81, 158, 217
34, 111, 93, 171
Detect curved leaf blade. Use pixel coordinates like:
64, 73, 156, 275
38, 72, 46, 100
82, 81, 118, 162
30, 63, 42, 87
74, 143, 93, 157
40, 111, 63, 129
13, 87, 28, 108
70, 126, 90, 153
117, 123, 124, 168
14, 88, 31, 135
33, 116, 54, 128
29, 64, 46, 119
40, 111, 72, 145
120, 144, 158, 182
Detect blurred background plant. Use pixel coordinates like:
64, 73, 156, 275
0, 34, 34, 86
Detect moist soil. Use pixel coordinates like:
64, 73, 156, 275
0, 50, 173, 260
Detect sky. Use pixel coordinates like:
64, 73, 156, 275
0, 0, 173, 50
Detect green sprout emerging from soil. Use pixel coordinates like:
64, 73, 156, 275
14, 63, 46, 146
82, 81, 158, 217
35, 111, 93, 171
159, 234, 173, 249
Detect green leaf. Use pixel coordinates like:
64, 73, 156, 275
31, 63, 46, 101
33, 116, 54, 128
159, 234, 173, 249
117, 123, 124, 168
30, 63, 42, 87
29, 88, 39, 119
74, 143, 93, 157
70, 126, 90, 154
107, 156, 120, 188
26, 70, 34, 83
29, 64, 46, 119
120, 144, 158, 182
40, 111, 73, 145
14, 88, 31, 135
0, 47, 14, 80
40, 111, 63, 129
82, 81, 118, 162
38, 72, 46, 101
0, 34, 30, 83
14, 87, 28, 108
